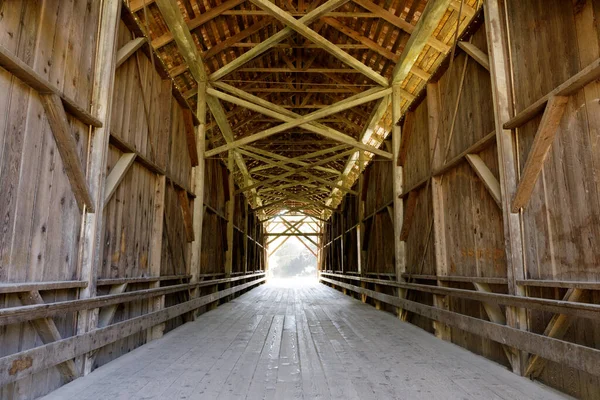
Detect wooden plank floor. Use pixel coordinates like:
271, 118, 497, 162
42, 279, 568, 400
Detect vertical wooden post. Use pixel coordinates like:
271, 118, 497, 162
243, 202, 249, 274
149, 175, 166, 339
392, 84, 407, 317
77, 0, 121, 376
190, 82, 207, 310
427, 82, 452, 340
485, 0, 528, 375
357, 152, 365, 276
225, 150, 235, 277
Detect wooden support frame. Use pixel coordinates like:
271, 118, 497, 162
319, 275, 600, 378
40, 94, 95, 212
524, 288, 586, 378
104, 153, 136, 206
177, 189, 195, 242
485, 0, 529, 374
182, 109, 200, 166
17, 291, 78, 381
426, 82, 452, 340
458, 41, 490, 71
115, 37, 146, 68
205, 85, 392, 159
209, 0, 349, 81
511, 95, 569, 212
0, 276, 266, 386
77, 0, 121, 376
239, 0, 389, 86
465, 154, 502, 207
0, 43, 102, 127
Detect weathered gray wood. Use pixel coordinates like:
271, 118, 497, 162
0, 43, 102, 127
320, 273, 600, 321
320, 276, 600, 377
0, 278, 266, 386
103, 153, 136, 206
0, 274, 266, 326
17, 291, 78, 382
0, 281, 87, 294
41, 282, 566, 400
115, 37, 146, 69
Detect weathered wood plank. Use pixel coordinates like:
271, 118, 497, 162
115, 37, 146, 69
17, 291, 78, 382
0, 43, 102, 127
40, 94, 95, 212
103, 153, 136, 206
511, 95, 569, 212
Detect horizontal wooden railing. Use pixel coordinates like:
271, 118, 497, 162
0, 272, 265, 386
319, 272, 600, 377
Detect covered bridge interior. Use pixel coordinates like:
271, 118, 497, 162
1, 0, 600, 398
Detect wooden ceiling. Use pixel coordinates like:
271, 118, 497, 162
125, 0, 480, 220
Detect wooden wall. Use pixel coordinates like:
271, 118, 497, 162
0, 2, 265, 398
322, 1, 600, 398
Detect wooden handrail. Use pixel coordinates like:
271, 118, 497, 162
0, 273, 265, 326
320, 272, 600, 321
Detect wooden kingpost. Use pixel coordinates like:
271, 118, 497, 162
77, 0, 121, 376
392, 83, 407, 317
484, 0, 529, 375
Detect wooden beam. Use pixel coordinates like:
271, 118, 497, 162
465, 154, 502, 207
210, 0, 351, 81
351, 0, 451, 53
0, 281, 87, 294
116, 37, 146, 68
322, 17, 399, 62
151, 0, 246, 49
525, 288, 586, 378
485, 0, 529, 374
399, 190, 417, 241
17, 291, 78, 381
397, 111, 414, 166
40, 94, 95, 212
0, 277, 266, 386
458, 41, 490, 71
178, 189, 195, 242
182, 109, 199, 166
150, 175, 167, 338
236, 149, 357, 193
103, 153, 136, 206
265, 233, 321, 237
249, 0, 388, 86
225, 152, 235, 276
391, 0, 452, 84
97, 284, 128, 328
154, 0, 207, 82
205, 86, 391, 156
206, 84, 392, 159
205, 94, 263, 207
511, 95, 569, 212
504, 57, 600, 129
0, 43, 102, 127
319, 276, 600, 378
77, 0, 121, 376
326, 0, 452, 210
473, 282, 517, 367
203, 18, 273, 60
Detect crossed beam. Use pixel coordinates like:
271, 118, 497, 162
235, 148, 357, 194
205, 83, 392, 159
